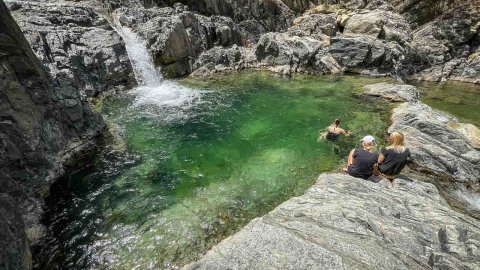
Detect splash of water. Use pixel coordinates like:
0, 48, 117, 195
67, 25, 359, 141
113, 19, 201, 116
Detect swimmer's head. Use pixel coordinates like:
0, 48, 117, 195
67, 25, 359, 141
334, 118, 340, 126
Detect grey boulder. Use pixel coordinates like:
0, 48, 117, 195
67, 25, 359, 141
184, 174, 480, 270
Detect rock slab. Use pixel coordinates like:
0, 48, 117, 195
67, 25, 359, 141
184, 174, 480, 270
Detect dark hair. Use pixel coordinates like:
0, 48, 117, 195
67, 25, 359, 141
334, 119, 340, 126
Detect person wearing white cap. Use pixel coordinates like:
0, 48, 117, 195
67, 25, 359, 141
344, 135, 379, 179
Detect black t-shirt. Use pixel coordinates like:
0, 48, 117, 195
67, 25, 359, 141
348, 148, 379, 179
379, 147, 411, 176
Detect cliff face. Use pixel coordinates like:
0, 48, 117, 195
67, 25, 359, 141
6, 1, 135, 98
107, 0, 480, 83
0, 0, 112, 268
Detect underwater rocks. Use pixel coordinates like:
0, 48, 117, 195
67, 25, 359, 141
1, 0, 107, 268
185, 83, 480, 268
185, 174, 480, 270
6, 0, 135, 97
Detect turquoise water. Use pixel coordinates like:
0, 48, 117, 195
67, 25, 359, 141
412, 80, 480, 127
42, 72, 390, 269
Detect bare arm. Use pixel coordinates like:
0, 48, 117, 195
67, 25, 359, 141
378, 153, 385, 164
347, 149, 355, 166
337, 127, 347, 135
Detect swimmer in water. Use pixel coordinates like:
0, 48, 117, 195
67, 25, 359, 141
318, 118, 350, 141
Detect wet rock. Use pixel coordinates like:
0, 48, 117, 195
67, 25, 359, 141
185, 174, 480, 269
1, 1, 106, 268
363, 83, 419, 102
114, 6, 244, 78
7, 1, 135, 97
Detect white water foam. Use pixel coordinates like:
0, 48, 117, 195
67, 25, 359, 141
117, 26, 162, 86
113, 19, 201, 117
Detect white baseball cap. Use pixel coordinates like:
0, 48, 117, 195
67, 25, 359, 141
360, 135, 375, 143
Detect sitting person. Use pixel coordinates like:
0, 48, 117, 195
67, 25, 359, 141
344, 135, 379, 179
319, 118, 349, 141
375, 131, 411, 187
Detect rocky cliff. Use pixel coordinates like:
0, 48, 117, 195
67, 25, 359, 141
6, 0, 135, 97
107, 0, 480, 83
0, 0, 133, 269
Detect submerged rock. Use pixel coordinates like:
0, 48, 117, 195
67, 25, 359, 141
185, 174, 480, 269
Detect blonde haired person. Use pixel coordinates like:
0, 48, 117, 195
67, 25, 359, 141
344, 135, 379, 179
376, 132, 411, 187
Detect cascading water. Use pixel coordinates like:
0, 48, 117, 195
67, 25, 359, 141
113, 18, 201, 116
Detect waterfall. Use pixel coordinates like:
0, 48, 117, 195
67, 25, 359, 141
117, 26, 162, 87
112, 18, 201, 113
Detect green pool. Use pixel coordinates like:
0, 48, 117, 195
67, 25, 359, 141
42, 71, 391, 269
412, 80, 480, 127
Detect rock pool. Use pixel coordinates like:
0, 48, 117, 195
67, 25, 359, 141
38, 71, 392, 269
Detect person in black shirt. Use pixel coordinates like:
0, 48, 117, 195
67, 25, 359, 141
376, 131, 411, 188
345, 135, 379, 179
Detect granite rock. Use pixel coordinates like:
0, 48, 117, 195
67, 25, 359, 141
185, 174, 480, 270
363, 82, 419, 102
1, 1, 107, 268
7, 0, 135, 97
361, 82, 480, 185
